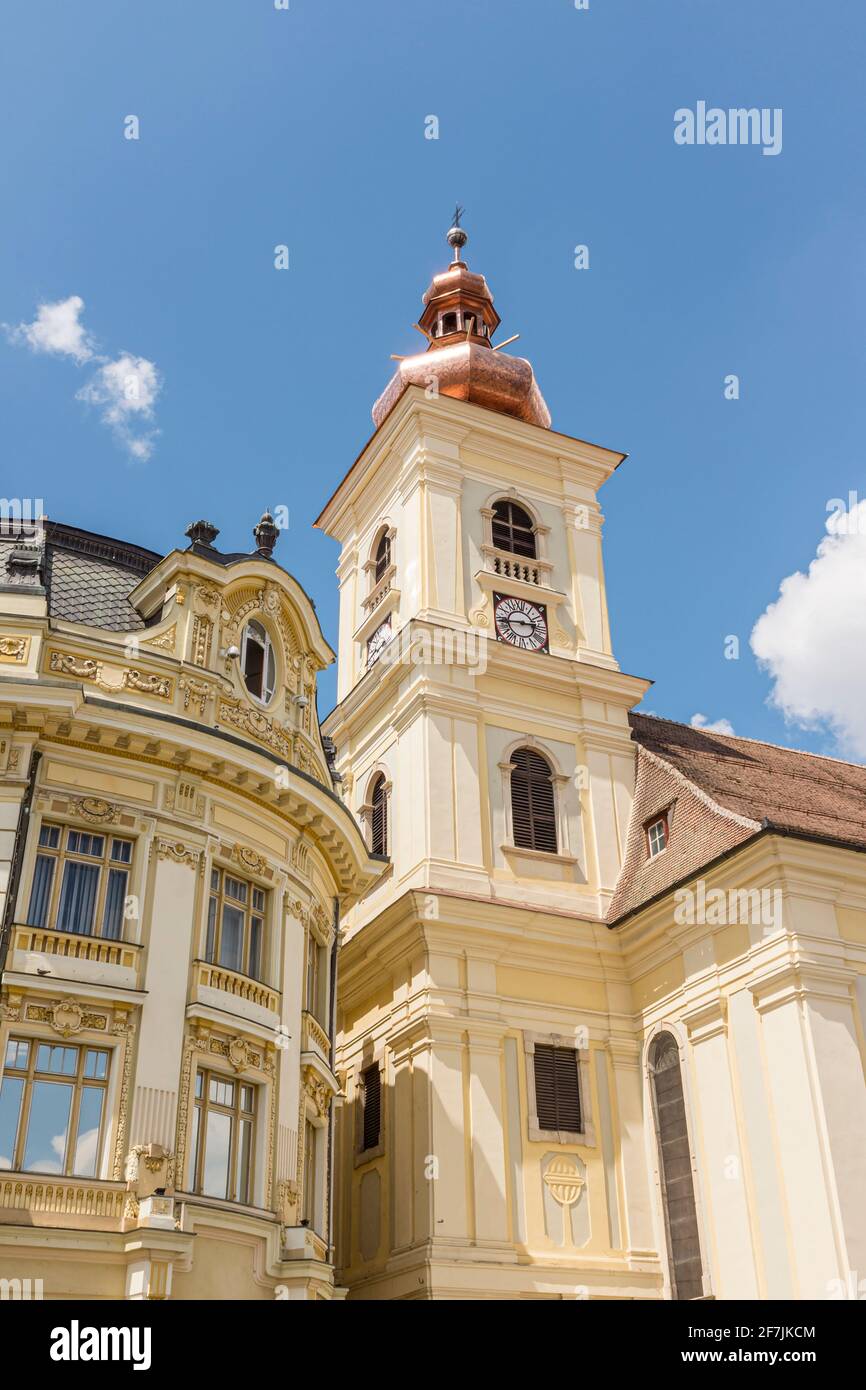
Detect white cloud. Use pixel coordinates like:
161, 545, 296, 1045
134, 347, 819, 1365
690, 713, 736, 736
5, 294, 95, 363
751, 499, 866, 756
5, 294, 162, 460
76, 353, 161, 461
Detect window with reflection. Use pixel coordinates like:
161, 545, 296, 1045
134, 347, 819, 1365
26, 823, 133, 938
191, 1068, 256, 1204
206, 867, 268, 981
241, 619, 276, 704
0, 1038, 110, 1177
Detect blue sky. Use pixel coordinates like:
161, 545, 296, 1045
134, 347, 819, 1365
2, 1, 865, 748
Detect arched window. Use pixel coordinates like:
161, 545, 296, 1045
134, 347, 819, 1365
510, 747, 557, 854
369, 774, 388, 856
492, 499, 536, 558
374, 531, 391, 584
648, 1033, 704, 1300
241, 620, 276, 704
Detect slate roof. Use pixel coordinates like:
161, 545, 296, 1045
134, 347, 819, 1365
608, 714, 866, 924
0, 521, 161, 632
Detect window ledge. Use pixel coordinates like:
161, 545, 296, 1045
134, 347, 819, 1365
501, 844, 577, 866
528, 1123, 596, 1147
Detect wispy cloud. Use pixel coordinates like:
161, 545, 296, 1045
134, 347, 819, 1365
4, 294, 162, 460
690, 713, 736, 736
76, 353, 161, 462
5, 294, 96, 363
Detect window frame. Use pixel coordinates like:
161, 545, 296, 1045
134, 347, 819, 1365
491, 498, 538, 559
523, 1032, 595, 1146
0, 1035, 112, 1178
240, 618, 277, 706
645, 813, 669, 860
190, 1065, 257, 1206
354, 1058, 385, 1165
24, 821, 135, 940
509, 746, 558, 855
205, 865, 269, 983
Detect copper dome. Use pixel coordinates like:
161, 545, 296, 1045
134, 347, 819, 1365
372, 222, 551, 431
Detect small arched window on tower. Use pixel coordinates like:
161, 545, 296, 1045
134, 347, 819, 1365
510, 747, 557, 854
369, 774, 388, 857
648, 1033, 705, 1300
374, 531, 391, 585
492, 499, 536, 559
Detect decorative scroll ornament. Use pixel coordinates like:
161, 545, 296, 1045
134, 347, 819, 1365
233, 843, 267, 876
218, 699, 292, 760
142, 625, 176, 652
68, 795, 121, 824
156, 839, 201, 868
178, 676, 213, 716
0, 635, 29, 663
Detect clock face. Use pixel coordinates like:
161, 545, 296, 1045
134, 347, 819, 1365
367, 618, 392, 665
493, 593, 549, 652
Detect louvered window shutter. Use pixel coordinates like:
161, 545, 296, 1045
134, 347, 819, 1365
510, 748, 557, 854
362, 1065, 381, 1150
491, 500, 536, 558
534, 1045, 582, 1132
370, 776, 387, 856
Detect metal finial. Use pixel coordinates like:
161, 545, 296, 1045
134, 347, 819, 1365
185, 520, 219, 548
446, 205, 468, 261
253, 509, 279, 558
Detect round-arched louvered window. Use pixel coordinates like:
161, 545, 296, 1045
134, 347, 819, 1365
510, 747, 557, 854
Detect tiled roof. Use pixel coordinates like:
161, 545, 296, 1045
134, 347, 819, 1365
0, 522, 161, 632
608, 714, 866, 924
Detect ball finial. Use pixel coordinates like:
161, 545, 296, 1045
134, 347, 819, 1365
446, 204, 468, 260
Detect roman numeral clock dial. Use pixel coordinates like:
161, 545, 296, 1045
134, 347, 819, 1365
493, 593, 549, 652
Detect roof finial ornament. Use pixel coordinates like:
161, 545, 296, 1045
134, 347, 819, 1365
185, 520, 220, 548
253, 508, 279, 558
446, 205, 468, 263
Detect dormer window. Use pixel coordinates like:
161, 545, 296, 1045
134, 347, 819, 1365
492, 499, 536, 559
646, 814, 669, 859
241, 620, 276, 704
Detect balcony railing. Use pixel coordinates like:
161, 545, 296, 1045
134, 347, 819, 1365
12, 924, 140, 971
195, 961, 280, 1015
0, 1172, 127, 1230
362, 565, 396, 614
302, 1009, 331, 1061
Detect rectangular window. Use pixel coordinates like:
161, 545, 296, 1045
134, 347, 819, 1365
361, 1064, 381, 1152
305, 935, 326, 1021
302, 1119, 317, 1227
533, 1044, 582, 1134
191, 1067, 257, 1205
206, 868, 268, 982
646, 815, 669, 859
0, 1038, 110, 1177
25, 823, 133, 938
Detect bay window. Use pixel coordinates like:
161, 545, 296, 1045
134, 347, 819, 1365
0, 1038, 110, 1177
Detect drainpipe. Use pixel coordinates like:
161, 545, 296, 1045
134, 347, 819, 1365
0, 749, 41, 978
325, 895, 340, 1261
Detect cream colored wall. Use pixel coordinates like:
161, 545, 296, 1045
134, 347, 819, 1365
620, 835, 866, 1301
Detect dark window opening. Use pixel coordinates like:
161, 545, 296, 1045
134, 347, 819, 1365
491, 499, 536, 558
369, 774, 388, 856
533, 1045, 581, 1132
361, 1065, 381, 1151
511, 747, 557, 854
649, 1033, 704, 1300
374, 532, 391, 584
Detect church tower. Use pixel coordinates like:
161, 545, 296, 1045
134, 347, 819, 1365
316, 221, 660, 1299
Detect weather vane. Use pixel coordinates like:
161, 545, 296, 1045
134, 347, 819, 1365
452, 204, 464, 229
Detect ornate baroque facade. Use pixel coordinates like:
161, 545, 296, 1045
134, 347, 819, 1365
0, 515, 380, 1299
